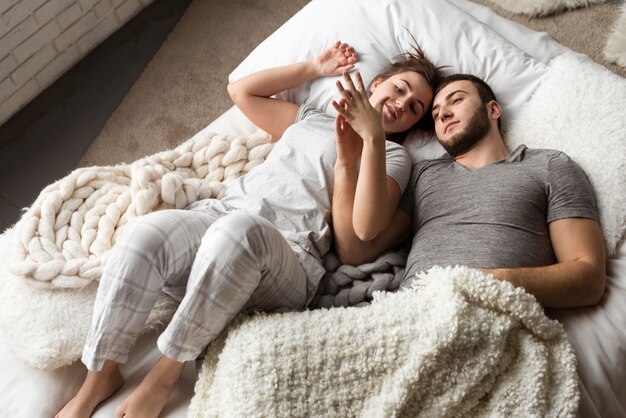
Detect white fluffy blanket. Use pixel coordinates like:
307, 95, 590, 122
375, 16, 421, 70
189, 266, 579, 418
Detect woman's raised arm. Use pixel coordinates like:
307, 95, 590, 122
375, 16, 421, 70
227, 41, 356, 139
331, 71, 401, 242
331, 91, 411, 266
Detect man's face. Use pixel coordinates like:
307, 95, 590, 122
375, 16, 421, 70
431, 80, 491, 158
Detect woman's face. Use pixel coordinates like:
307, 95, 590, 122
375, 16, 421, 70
369, 71, 433, 134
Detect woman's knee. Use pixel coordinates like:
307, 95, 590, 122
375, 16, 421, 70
117, 211, 175, 254
203, 211, 270, 252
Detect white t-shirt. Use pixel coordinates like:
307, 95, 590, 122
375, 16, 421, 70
222, 104, 412, 297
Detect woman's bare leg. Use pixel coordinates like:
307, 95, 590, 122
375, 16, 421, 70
55, 360, 124, 418
115, 356, 184, 418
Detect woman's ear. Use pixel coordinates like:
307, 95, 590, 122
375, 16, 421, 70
370, 76, 383, 94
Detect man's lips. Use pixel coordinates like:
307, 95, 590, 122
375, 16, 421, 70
444, 121, 459, 134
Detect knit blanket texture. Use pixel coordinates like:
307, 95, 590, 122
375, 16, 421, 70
8, 129, 273, 289
5, 123, 409, 306
189, 266, 580, 418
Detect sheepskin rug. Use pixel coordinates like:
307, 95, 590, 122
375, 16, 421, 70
487, 0, 626, 72
486, 0, 604, 16
506, 52, 626, 254
0, 227, 178, 370
605, 4, 626, 69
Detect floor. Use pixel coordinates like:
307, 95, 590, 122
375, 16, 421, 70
0, 0, 193, 233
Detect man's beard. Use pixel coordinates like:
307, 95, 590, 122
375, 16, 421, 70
440, 106, 490, 158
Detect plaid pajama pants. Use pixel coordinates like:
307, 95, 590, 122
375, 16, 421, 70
82, 199, 308, 371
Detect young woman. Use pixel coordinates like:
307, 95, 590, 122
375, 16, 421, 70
56, 41, 439, 418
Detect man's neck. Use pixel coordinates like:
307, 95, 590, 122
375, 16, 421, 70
453, 133, 510, 169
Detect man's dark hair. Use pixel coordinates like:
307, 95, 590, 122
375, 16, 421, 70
435, 74, 502, 131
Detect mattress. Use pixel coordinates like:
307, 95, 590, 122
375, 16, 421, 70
0, 0, 624, 417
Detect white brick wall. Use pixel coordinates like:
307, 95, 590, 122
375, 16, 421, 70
0, 0, 155, 125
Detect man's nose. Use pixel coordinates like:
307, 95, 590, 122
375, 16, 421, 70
439, 106, 452, 121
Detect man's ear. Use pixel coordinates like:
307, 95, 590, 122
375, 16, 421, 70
370, 76, 383, 94
487, 100, 501, 121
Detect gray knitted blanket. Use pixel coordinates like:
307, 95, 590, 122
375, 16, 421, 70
189, 266, 580, 417
311, 249, 408, 309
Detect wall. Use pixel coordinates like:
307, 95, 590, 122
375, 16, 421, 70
0, 0, 154, 125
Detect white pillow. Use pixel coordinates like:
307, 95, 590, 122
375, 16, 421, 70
229, 0, 550, 126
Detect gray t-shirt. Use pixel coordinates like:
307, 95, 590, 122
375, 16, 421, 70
399, 144, 598, 287
222, 104, 411, 298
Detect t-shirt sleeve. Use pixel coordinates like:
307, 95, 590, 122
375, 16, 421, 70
398, 165, 417, 217
384, 141, 412, 193
296, 104, 322, 123
546, 152, 598, 223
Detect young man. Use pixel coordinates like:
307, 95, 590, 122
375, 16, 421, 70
333, 74, 606, 309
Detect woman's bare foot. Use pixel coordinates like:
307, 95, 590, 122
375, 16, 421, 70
56, 360, 124, 418
115, 356, 184, 418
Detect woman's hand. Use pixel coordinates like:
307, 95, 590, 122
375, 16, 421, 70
335, 99, 363, 168
331, 71, 388, 144
312, 41, 357, 77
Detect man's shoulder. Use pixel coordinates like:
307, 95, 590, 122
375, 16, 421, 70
513, 145, 580, 170
518, 146, 571, 162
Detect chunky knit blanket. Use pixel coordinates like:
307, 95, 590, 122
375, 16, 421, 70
5, 123, 410, 307
189, 266, 579, 418
8, 129, 273, 289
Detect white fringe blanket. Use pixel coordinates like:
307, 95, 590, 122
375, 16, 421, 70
189, 266, 579, 418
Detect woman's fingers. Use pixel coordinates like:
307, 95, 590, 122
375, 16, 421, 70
342, 71, 358, 95
354, 71, 366, 94
332, 98, 355, 125
335, 80, 350, 100
337, 72, 367, 108
332, 100, 349, 119
335, 112, 343, 135
335, 80, 357, 105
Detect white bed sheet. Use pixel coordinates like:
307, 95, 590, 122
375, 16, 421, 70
0, 1, 624, 417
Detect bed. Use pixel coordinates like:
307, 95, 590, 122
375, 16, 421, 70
0, 0, 625, 416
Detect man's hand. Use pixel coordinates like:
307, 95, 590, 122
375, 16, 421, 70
312, 41, 357, 77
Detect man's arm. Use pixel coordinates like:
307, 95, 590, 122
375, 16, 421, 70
483, 218, 606, 309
